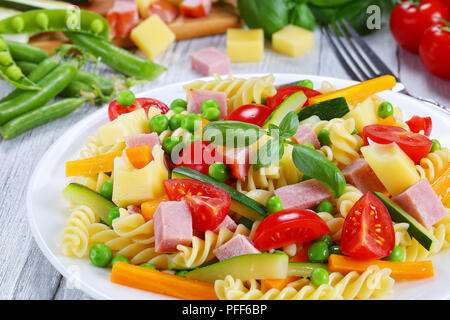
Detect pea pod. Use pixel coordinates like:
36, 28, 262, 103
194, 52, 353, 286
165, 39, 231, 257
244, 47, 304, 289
0, 9, 110, 40
15, 61, 37, 76
1, 97, 87, 139
6, 40, 49, 64
64, 32, 167, 80
0, 58, 80, 125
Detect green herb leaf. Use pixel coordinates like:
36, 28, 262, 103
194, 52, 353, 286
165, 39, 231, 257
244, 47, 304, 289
203, 121, 266, 148
254, 139, 285, 171
279, 111, 299, 139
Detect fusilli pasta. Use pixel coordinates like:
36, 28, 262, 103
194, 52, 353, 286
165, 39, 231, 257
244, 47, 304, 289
416, 148, 450, 182
79, 134, 125, 159
317, 212, 344, 241
336, 185, 363, 218
112, 208, 155, 244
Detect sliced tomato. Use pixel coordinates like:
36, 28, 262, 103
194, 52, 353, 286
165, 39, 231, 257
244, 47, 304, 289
225, 104, 273, 127
253, 209, 330, 252
363, 124, 433, 164
163, 179, 231, 232
148, 0, 179, 23
341, 192, 395, 260
108, 98, 169, 121
180, 0, 211, 18
406, 115, 433, 136
106, 0, 139, 39
266, 85, 321, 109
175, 140, 222, 176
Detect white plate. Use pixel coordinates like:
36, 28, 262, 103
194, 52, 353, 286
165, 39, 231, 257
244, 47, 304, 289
27, 74, 450, 300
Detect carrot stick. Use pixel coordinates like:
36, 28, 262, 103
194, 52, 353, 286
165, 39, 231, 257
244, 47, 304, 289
125, 145, 152, 169
262, 276, 299, 292
111, 262, 218, 300
141, 195, 169, 221
309, 75, 396, 105
328, 254, 434, 280
66, 151, 123, 177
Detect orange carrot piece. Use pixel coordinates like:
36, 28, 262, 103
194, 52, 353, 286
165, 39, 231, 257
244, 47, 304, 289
431, 164, 450, 206
378, 115, 402, 127
125, 145, 152, 169
195, 117, 210, 135
328, 254, 434, 280
65, 151, 123, 177
309, 75, 396, 105
262, 276, 299, 292
141, 195, 169, 221
111, 262, 218, 300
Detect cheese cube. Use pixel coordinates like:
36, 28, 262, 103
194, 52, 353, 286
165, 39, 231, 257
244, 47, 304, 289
131, 15, 175, 60
272, 25, 314, 58
136, 0, 158, 18
343, 97, 378, 133
226, 28, 264, 63
361, 143, 420, 196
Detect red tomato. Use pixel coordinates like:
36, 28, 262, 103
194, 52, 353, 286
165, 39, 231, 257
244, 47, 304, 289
419, 24, 450, 79
363, 125, 433, 164
163, 179, 231, 232
108, 98, 169, 121
180, 0, 210, 18
253, 209, 330, 252
266, 85, 321, 109
406, 115, 433, 136
390, 0, 449, 53
225, 104, 273, 127
341, 192, 395, 260
148, 0, 179, 23
175, 140, 221, 176
106, 4, 139, 39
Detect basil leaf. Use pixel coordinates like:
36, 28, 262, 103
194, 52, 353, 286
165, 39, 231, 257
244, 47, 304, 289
289, 2, 316, 31
254, 139, 284, 171
292, 144, 346, 198
203, 121, 266, 148
279, 111, 299, 140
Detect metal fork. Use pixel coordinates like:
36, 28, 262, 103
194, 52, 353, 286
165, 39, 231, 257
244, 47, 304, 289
322, 19, 448, 112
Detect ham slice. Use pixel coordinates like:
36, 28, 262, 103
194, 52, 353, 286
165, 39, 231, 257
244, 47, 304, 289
274, 179, 333, 210
342, 158, 387, 194
191, 47, 231, 76
216, 146, 250, 181
180, 0, 212, 18
211, 215, 237, 233
291, 124, 320, 149
213, 234, 260, 261
124, 133, 161, 150
187, 89, 228, 119
147, 0, 179, 24
106, 0, 139, 39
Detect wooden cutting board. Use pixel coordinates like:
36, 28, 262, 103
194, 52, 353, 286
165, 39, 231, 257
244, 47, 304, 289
30, 0, 241, 53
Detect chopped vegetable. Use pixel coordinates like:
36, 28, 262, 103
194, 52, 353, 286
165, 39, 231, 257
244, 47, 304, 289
141, 195, 169, 221
125, 145, 152, 169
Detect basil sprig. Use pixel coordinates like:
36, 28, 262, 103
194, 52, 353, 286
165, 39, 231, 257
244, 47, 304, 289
203, 121, 266, 148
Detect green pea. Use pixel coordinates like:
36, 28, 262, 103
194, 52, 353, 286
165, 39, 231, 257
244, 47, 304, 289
169, 113, 184, 130
0, 51, 13, 66
170, 98, 187, 110
140, 263, 156, 270
36, 12, 49, 30
66, 13, 80, 30
149, 114, 169, 134
6, 65, 22, 81
316, 201, 334, 214
209, 162, 230, 182
308, 241, 329, 263
162, 136, 183, 155
12, 17, 24, 32
111, 254, 129, 267
0, 38, 6, 51
202, 107, 221, 121
189, 134, 202, 142
172, 106, 186, 114
301, 142, 315, 150
298, 79, 314, 89
377, 102, 394, 119
317, 129, 331, 146
310, 267, 329, 287
351, 129, 358, 135
176, 270, 188, 277
91, 19, 104, 34
261, 97, 267, 105
100, 180, 114, 200
266, 196, 283, 214
385, 245, 404, 262
116, 89, 135, 106
181, 113, 201, 133
89, 244, 113, 268
108, 207, 120, 226
431, 139, 441, 153
201, 99, 221, 113
313, 234, 333, 247
329, 245, 342, 255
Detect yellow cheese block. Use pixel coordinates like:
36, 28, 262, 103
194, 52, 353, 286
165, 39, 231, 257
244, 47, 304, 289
272, 25, 314, 58
226, 28, 264, 63
131, 15, 176, 60
344, 97, 379, 133
361, 143, 420, 196
136, 0, 158, 18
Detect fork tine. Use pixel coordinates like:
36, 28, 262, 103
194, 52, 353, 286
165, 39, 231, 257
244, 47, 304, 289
321, 25, 362, 82
341, 19, 398, 79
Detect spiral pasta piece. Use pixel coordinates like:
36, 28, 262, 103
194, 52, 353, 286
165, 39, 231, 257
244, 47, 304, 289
62, 205, 99, 258
336, 185, 363, 218
79, 134, 126, 159
71, 172, 111, 192
317, 212, 345, 241
416, 148, 450, 182
112, 208, 155, 244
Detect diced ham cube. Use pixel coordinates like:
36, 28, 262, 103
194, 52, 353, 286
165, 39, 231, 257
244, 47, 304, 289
126, 205, 141, 215
291, 124, 320, 149
154, 201, 193, 253
124, 133, 161, 150
342, 158, 387, 194
274, 179, 333, 210
216, 146, 250, 181
106, 0, 139, 39
213, 234, 260, 261
180, 0, 212, 18
191, 47, 231, 76
187, 89, 228, 119
147, 0, 179, 24
393, 179, 447, 229
211, 215, 237, 233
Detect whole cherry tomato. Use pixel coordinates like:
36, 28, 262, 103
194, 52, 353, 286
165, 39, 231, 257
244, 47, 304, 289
175, 140, 221, 176
108, 98, 169, 121
406, 115, 433, 136
390, 0, 449, 53
419, 22, 450, 79
266, 85, 321, 109
225, 104, 273, 127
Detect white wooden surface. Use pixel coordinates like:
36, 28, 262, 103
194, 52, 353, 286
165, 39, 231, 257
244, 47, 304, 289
0, 27, 449, 300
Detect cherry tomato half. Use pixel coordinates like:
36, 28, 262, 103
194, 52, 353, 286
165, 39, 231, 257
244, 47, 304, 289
175, 140, 222, 176
180, 1, 210, 18
108, 98, 169, 121
148, 0, 179, 23
163, 179, 231, 232
406, 115, 433, 136
363, 125, 433, 164
419, 23, 450, 79
266, 85, 321, 109
341, 192, 395, 260
225, 104, 273, 127
253, 209, 330, 252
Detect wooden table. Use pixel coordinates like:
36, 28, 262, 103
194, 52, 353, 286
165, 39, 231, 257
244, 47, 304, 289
0, 27, 448, 300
